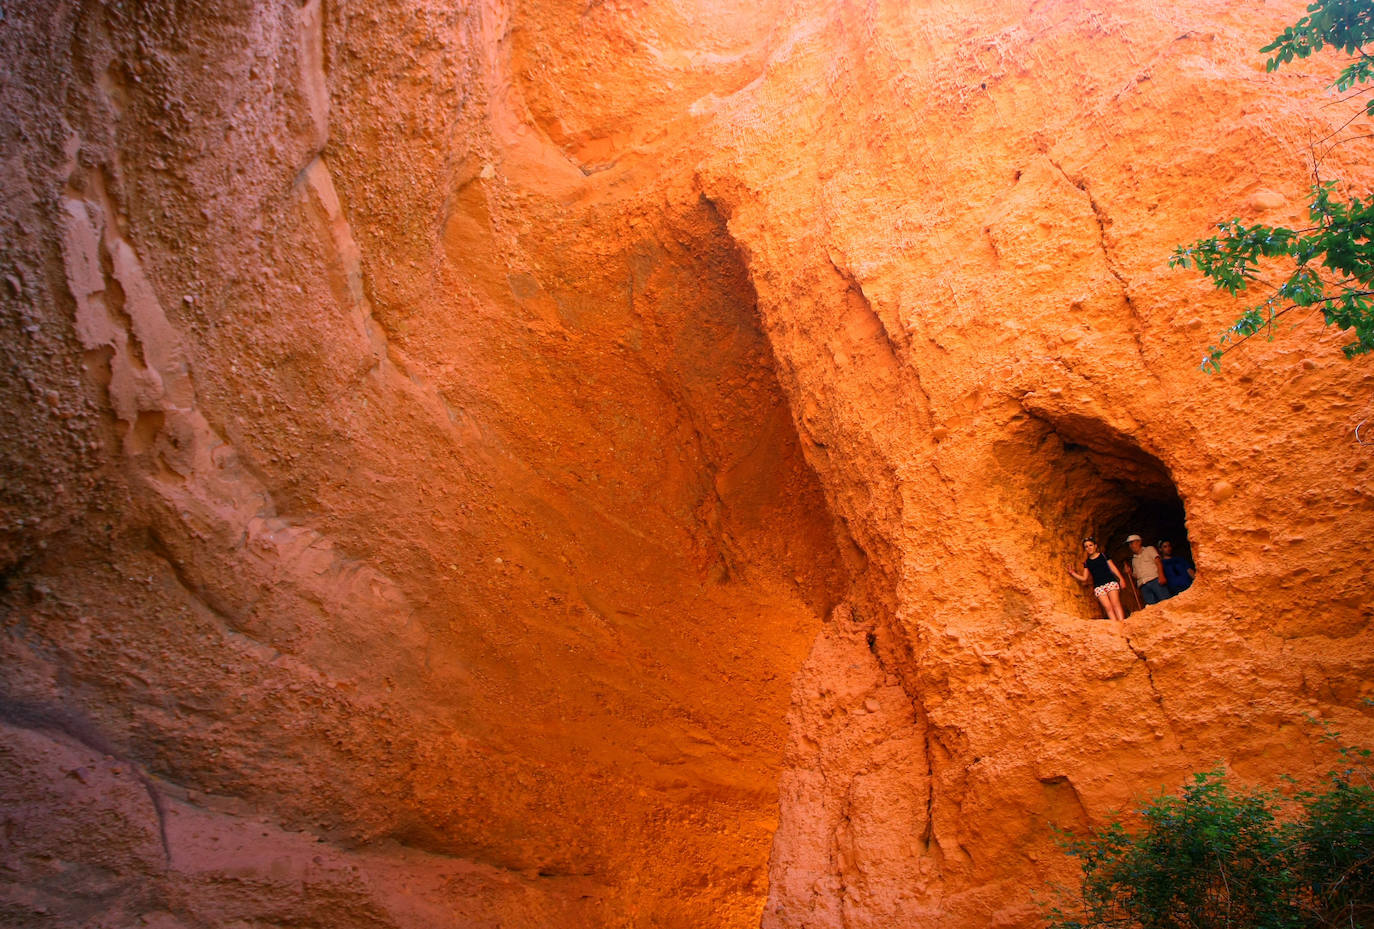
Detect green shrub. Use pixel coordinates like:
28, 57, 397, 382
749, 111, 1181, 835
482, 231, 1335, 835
1048, 740, 1373, 929
1290, 738, 1374, 927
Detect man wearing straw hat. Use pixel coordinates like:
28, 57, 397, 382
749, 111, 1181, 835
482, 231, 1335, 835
1124, 534, 1172, 606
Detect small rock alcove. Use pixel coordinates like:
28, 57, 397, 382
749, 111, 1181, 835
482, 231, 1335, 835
1030, 410, 1194, 617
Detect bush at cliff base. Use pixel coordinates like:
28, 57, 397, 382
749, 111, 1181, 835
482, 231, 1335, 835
1047, 744, 1373, 929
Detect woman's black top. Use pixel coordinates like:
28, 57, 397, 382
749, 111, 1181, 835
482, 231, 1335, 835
1085, 554, 1116, 586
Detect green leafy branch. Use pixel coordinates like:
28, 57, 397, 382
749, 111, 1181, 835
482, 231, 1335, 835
1172, 0, 1374, 372
1264, 0, 1374, 113
1170, 182, 1374, 372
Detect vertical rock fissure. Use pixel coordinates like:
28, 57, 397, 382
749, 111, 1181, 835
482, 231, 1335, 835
0, 698, 173, 865
1121, 633, 1179, 744
1046, 155, 1151, 363
921, 726, 938, 852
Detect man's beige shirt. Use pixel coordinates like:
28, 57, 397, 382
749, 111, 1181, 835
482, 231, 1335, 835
1130, 545, 1161, 583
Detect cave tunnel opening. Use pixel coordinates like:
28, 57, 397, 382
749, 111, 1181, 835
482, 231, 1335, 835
1038, 412, 1195, 618
1099, 492, 1193, 615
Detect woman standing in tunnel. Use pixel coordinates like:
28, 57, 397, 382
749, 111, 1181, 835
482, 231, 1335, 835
1068, 538, 1127, 621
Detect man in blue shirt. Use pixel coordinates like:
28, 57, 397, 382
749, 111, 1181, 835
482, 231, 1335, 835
1159, 540, 1195, 594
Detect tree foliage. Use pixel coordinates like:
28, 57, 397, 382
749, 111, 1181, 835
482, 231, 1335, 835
1047, 732, 1374, 929
1170, 0, 1374, 371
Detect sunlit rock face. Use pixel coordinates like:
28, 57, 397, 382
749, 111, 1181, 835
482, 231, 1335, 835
1, 0, 1371, 927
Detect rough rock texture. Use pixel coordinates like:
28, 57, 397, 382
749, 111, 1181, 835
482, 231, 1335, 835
692, 2, 1374, 925
1, 0, 1371, 927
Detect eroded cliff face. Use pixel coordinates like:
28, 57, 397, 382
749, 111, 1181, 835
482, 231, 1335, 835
1, 0, 1370, 927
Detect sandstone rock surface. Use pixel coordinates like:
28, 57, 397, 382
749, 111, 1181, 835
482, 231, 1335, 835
1, 0, 1371, 927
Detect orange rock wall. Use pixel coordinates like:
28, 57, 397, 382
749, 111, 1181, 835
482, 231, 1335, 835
694, 1, 1374, 925
2, 1, 847, 925
1, 0, 1371, 927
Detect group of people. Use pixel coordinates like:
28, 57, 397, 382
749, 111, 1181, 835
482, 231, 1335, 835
1067, 534, 1196, 621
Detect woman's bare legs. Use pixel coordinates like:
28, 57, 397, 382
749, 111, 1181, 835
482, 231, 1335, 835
1094, 592, 1114, 620
1096, 588, 1127, 621
1106, 587, 1126, 622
